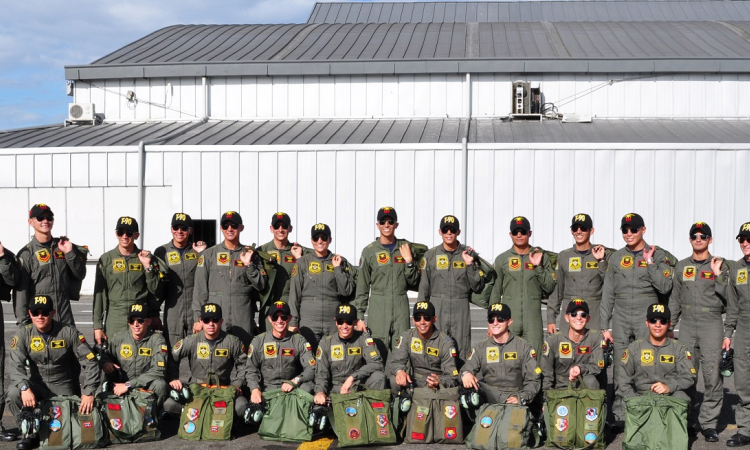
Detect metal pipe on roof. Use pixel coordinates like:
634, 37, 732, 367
136, 116, 209, 249
462, 72, 471, 237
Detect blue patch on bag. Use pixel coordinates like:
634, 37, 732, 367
480, 416, 492, 428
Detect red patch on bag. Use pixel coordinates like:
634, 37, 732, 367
371, 402, 385, 408
411, 432, 425, 440
211, 426, 219, 433
214, 401, 227, 408
108, 404, 121, 410
82, 422, 92, 428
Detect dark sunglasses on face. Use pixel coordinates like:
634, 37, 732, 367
36, 215, 54, 222
738, 237, 749, 244
221, 222, 238, 230
441, 227, 456, 234
336, 319, 354, 326
413, 314, 433, 322
312, 235, 329, 242
116, 229, 134, 238
273, 223, 289, 230
172, 225, 188, 232
379, 219, 395, 226
571, 226, 590, 232
621, 227, 640, 235
201, 318, 219, 324
690, 234, 709, 241
272, 314, 289, 322
128, 317, 146, 324
511, 229, 528, 236
31, 310, 51, 318
648, 318, 668, 325
487, 316, 507, 323
569, 311, 589, 319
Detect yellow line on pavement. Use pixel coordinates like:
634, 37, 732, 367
298, 437, 335, 450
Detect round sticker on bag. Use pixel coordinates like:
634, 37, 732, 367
345, 407, 357, 417
585, 432, 597, 444
49, 420, 61, 432
556, 405, 569, 417
184, 421, 196, 434
480, 416, 492, 428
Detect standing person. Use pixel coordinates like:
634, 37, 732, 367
668, 222, 728, 443
719, 222, 750, 447
93, 216, 165, 344
289, 223, 354, 350
547, 214, 609, 333
257, 212, 307, 332
192, 211, 267, 346
491, 216, 556, 355
154, 213, 206, 348
15, 204, 87, 326
354, 207, 419, 351
417, 215, 484, 362
600, 213, 674, 425
0, 240, 20, 442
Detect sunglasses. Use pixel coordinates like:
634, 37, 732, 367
621, 227, 641, 235
739, 237, 749, 244
36, 215, 54, 222
31, 310, 51, 317
511, 229, 528, 236
312, 235, 329, 242
413, 314, 433, 322
273, 223, 289, 230
379, 219, 395, 226
569, 311, 589, 318
336, 319, 354, 326
221, 222, 238, 230
690, 234, 709, 241
440, 228, 457, 234
172, 225, 189, 232
487, 316, 508, 323
571, 226, 590, 232
272, 314, 289, 322
128, 317, 146, 324
201, 318, 220, 324
116, 229, 134, 238
648, 318, 668, 325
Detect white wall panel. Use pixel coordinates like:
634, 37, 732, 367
257, 152, 279, 239
33, 155, 53, 188
276, 152, 299, 229
0, 156, 16, 187
394, 150, 416, 242
334, 151, 357, 259
52, 154, 71, 187
297, 151, 318, 237
273, 76, 289, 118
238, 152, 260, 243
412, 150, 435, 248
17, 155, 34, 188
200, 153, 221, 232
0, 189, 30, 250
89, 154, 108, 186
354, 150, 376, 255
182, 153, 202, 216
67, 188, 105, 257
107, 153, 127, 186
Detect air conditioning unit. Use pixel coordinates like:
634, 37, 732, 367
510, 82, 542, 120
68, 103, 95, 123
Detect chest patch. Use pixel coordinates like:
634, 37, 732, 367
139, 348, 152, 356
453, 261, 465, 269
215, 349, 229, 357
309, 262, 322, 274
113, 259, 126, 273
264, 343, 277, 358
377, 252, 389, 264
426, 347, 439, 357
640, 350, 654, 365
217, 253, 230, 265
268, 251, 280, 263
559, 343, 573, 358
394, 256, 405, 263
120, 344, 133, 359
586, 261, 599, 269
325, 264, 334, 272
197, 344, 210, 359
129, 263, 142, 271
509, 257, 521, 271
410, 338, 423, 354
569, 257, 581, 272
167, 252, 180, 265
739, 269, 748, 285
331, 345, 344, 361
184, 253, 198, 260
36, 249, 51, 264
486, 347, 500, 362
281, 348, 295, 357
683, 266, 696, 281
436, 256, 449, 270
348, 347, 361, 355
54, 251, 65, 259
50, 340, 65, 349
659, 354, 675, 363
638, 260, 648, 267
577, 346, 591, 355
621, 256, 633, 268
701, 271, 715, 280
504, 352, 518, 360
284, 255, 296, 264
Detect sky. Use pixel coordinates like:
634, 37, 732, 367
0, 0, 325, 130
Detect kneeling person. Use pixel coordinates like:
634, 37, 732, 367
461, 303, 541, 405
164, 303, 248, 418
100, 303, 168, 407
8, 295, 100, 450
541, 299, 604, 391
314, 305, 386, 405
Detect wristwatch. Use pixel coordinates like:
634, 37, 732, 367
20, 384, 28, 392
124, 382, 131, 389
406, 262, 415, 268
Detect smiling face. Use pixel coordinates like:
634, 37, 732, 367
741, 237, 750, 258
488, 315, 512, 338
128, 316, 151, 339
571, 226, 593, 246
30, 308, 54, 332
647, 317, 670, 340
440, 227, 459, 246
412, 314, 436, 336
268, 312, 289, 336
564, 309, 590, 332
336, 318, 354, 339
621, 226, 646, 248
116, 229, 139, 250
689, 233, 711, 253
510, 229, 531, 247
202, 317, 223, 339
221, 222, 243, 243
29, 214, 54, 236
377, 218, 398, 238
271, 222, 291, 243
311, 234, 331, 255
171, 226, 192, 246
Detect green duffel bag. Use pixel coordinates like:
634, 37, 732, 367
466, 402, 536, 450
177, 384, 212, 441
40, 396, 110, 450
258, 388, 314, 442
407, 242, 429, 291
471, 257, 498, 309
623, 394, 688, 450
405, 387, 463, 444
331, 389, 397, 447
98, 390, 160, 443
202, 385, 236, 441
544, 380, 606, 449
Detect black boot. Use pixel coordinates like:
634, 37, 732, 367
16, 434, 39, 450
728, 433, 750, 447
702, 428, 719, 442
0, 429, 19, 442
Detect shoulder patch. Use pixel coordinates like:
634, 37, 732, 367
173, 340, 183, 351
621, 349, 629, 363
10, 336, 18, 349
534, 367, 542, 375
542, 341, 549, 356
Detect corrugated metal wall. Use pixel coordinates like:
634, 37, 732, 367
74, 74, 750, 121
1, 145, 749, 294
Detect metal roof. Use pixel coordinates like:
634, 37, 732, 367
4, 119, 750, 148
308, 1, 750, 24
66, 20, 750, 80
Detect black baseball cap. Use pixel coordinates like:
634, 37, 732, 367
737, 222, 750, 240
271, 212, 291, 228
413, 301, 436, 317
440, 215, 460, 232
311, 223, 332, 239
268, 301, 291, 317
571, 214, 593, 229
689, 222, 712, 237
510, 216, 531, 232
221, 211, 242, 226
201, 303, 223, 321
171, 213, 193, 228
488, 303, 512, 320
377, 207, 398, 222
116, 216, 139, 233
29, 295, 54, 314
128, 303, 149, 319
335, 304, 358, 322
646, 303, 671, 321
566, 299, 590, 315
29, 204, 54, 219
621, 213, 645, 230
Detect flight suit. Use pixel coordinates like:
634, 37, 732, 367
165, 330, 248, 416
314, 330, 386, 395
668, 255, 729, 430
541, 329, 605, 391
289, 253, 355, 348
245, 331, 316, 393
93, 247, 165, 337
548, 247, 610, 331
99, 329, 168, 405
154, 241, 201, 347
256, 241, 311, 332
461, 334, 541, 404
16, 237, 87, 326
8, 322, 100, 419
417, 243, 485, 361
617, 338, 695, 401
0, 251, 19, 431
600, 243, 673, 419
718, 258, 750, 436
491, 249, 556, 355
192, 242, 267, 346
386, 328, 459, 394
353, 239, 420, 350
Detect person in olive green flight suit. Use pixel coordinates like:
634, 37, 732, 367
354, 206, 420, 352
257, 212, 308, 332
0, 240, 20, 442
99, 303, 168, 408
94, 216, 165, 345
491, 216, 557, 356
417, 215, 484, 363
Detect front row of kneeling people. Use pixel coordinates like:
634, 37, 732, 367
9, 293, 689, 448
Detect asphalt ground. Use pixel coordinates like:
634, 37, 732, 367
0, 297, 741, 449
